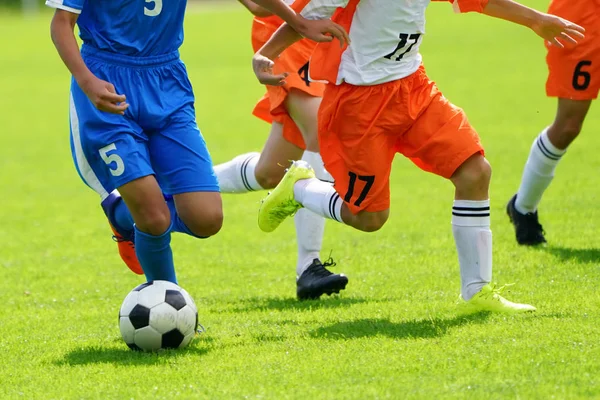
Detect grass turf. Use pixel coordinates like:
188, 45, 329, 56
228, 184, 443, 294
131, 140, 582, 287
1, 2, 599, 398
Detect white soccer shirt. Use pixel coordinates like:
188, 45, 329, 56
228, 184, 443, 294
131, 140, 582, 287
301, 0, 486, 85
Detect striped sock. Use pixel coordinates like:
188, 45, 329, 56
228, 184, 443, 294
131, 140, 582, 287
214, 152, 263, 193
294, 178, 343, 223
452, 200, 492, 301
515, 128, 566, 214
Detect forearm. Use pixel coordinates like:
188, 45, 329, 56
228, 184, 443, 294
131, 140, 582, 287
237, 0, 273, 17
257, 23, 303, 59
482, 0, 543, 29
251, 0, 305, 29
50, 10, 94, 86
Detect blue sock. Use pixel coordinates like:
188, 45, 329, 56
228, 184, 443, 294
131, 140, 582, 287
134, 224, 177, 284
114, 199, 134, 231
164, 195, 206, 238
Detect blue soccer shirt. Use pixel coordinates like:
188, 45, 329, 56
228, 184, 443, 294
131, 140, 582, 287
46, 0, 187, 57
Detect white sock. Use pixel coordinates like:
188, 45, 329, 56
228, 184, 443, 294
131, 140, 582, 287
452, 200, 492, 301
294, 178, 343, 223
515, 128, 566, 214
214, 152, 264, 193
294, 152, 331, 276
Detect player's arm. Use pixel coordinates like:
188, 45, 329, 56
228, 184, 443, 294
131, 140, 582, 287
251, 0, 349, 45
253, 0, 349, 86
481, 0, 585, 48
237, 0, 273, 17
50, 9, 128, 114
443, 0, 585, 48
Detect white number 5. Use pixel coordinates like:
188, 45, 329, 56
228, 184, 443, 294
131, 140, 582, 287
144, 0, 162, 16
99, 144, 125, 177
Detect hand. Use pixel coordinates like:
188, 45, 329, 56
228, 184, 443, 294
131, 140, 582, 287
79, 76, 129, 115
294, 17, 350, 47
531, 13, 585, 48
252, 53, 288, 86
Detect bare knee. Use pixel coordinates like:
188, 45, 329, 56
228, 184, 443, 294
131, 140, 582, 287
347, 210, 389, 232
175, 193, 224, 237
254, 159, 286, 189
135, 204, 171, 236
451, 154, 491, 198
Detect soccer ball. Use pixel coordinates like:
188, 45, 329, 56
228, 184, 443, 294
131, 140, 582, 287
119, 280, 198, 351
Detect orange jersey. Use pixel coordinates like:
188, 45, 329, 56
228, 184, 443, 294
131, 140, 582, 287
545, 0, 600, 100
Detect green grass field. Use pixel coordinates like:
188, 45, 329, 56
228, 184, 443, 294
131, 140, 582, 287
1, 2, 599, 399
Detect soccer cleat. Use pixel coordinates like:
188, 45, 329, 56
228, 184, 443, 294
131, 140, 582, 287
109, 224, 143, 275
258, 160, 315, 232
460, 283, 536, 314
506, 194, 547, 246
101, 191, 143, 275
297, 258, 348, 300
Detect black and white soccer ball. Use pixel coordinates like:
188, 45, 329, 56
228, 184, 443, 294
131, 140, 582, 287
119, 280, 198, 351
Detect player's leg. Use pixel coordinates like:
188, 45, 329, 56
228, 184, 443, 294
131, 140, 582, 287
508, 99, 592, 245
284, 89, 348, 299
397, 70, 534, 313
214, 120, 303, 192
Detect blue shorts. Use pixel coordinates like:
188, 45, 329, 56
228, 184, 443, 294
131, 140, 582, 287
69, 45, 219, 200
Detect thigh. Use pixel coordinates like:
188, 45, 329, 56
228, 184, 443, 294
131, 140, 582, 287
148, 107, 219, 195
318, 84, 398, 214
257, 121, 304, 178
284, 89, 321, 152
70, 77, 151, 200
398, 71, 484, 179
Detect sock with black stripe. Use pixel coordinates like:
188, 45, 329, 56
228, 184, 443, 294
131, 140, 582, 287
293, 178, 344, 224
515, 128, 566, 214
214, 152, 264, 193
452, 200, 492, 301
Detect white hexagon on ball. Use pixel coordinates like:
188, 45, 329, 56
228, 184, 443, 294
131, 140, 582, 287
134, 326, 162, 352
177, 305, 197, 336
119, 316, 135, 344
119, 290, 139, 317
149, 303, 178, 334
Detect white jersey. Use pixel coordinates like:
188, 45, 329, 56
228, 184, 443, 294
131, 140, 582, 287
301, 0, 484, 85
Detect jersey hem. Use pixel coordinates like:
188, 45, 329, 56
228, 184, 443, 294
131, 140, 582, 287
45, 0, 81, 14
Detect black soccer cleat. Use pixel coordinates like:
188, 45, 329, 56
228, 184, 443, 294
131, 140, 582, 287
296, 258, 348, 300
506, 194, 547, 246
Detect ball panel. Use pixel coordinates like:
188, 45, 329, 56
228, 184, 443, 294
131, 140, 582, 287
179, 331, 195, 349
179, 287, 197, 312
165, 290, 186, 311
136, 285, 166, 309
119, 290, 139, 317
149, 303, 177, 334
134, 326, 162, 352
129, 304, 151, 329
119, 316, 136, 344
161, 329, 185, 349
176, 305, 198, 336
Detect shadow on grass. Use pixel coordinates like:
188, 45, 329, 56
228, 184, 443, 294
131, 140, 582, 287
224, 296, 375, 313
55, 343, 209, 366
310, 313, 490, 340
543, 246, 600, 264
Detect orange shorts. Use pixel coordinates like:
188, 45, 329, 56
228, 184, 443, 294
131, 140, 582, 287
251, 17, 325, 149
546, 0, 600, 100
318, 66, 484, 214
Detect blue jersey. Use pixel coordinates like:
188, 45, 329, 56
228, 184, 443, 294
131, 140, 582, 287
46, 0, 186, 57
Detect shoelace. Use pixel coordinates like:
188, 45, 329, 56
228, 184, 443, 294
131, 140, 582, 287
480, 283, 515, 300
309, 257, 337, 278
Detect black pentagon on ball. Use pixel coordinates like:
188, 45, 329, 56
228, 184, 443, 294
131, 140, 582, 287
162, 329, 185, 348
132, 281, 153, 292
127, 342, 142, 351
165, 290, 186, 311
129, 304, 151, 329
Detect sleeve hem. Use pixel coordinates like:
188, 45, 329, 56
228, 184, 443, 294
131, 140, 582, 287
45, 0, 82, 14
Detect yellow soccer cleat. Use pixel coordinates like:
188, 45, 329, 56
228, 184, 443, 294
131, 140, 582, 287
460, 284, 537, 314
258, 160, 315, 232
